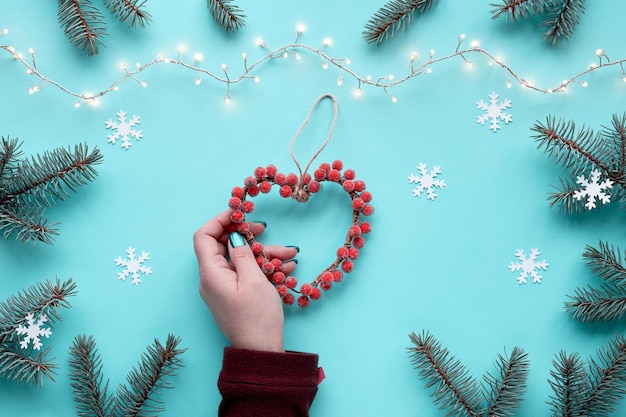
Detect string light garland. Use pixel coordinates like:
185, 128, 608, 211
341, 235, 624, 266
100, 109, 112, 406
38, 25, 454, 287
2, 26, 626, 107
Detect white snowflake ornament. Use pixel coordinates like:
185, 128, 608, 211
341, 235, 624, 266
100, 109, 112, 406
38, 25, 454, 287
508, 248, 549, 284
476, 92, 512, 132
15, 313, 51, 350
115, 246, 152, 285
573, 169, 614, 210
408, 163, 446, 200
105, 110, 143, 149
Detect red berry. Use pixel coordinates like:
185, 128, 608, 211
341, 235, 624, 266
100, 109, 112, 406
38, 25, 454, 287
302, 173, 311, 184
332, 160, 343, 170
255, 256, 264, 266
336, 247, 349, 259
354, 180, 366, 192
353, 237, 366, 249
228, 223, 238, 233
277, 284, 288, 297
283, 293, 295, 305
359, 222, 372, 234
352, 198, 365, 211
261, 261, 275, 274
321, 271, 334, 285
242, 200, 255, 213
275, 173, 286, 185
361, 191, 373, 203
266, 164, 277, 178
244, 176, 257, 189
251, 242, 263, 255
308, 180, 321, 193
319, 162, 331, 173
285, 276, 298, 289
247, 186, 259, 197
314, 169, 326, 181
341, 260, 354, 273
344, 169, 356, 180
231, 186, 245, 198
342, 180, 355, 192
297, 295, 310, 308
254, 166, 266, 180
321, 281, 332, 291
349, 225, 362, 238
271, 258, 282, 271
362, 204, 375, 216
230, 211, 244, 223
228, 196, 242, 210
332, 270, 343, 282
259, 181, 272, 193
279, 185, 292, 198
300, 283, 313, 296
348, 247, 359, 260
328, 169, 341, 182
237, 223, 250, 234
286, 173, 298, 186
310, 288, 322, 300
272, 271, 286, 284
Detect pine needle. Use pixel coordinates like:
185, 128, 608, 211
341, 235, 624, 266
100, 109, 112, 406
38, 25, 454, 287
483, 347, 529, 417
543, 0, 586, 45
207, 0, 246, 32
57, 0, 108, 56
103, 0, 152, 28
547, 351, 588, 416
490, 0, 555, 21
582, 334, 626, 416
363, 0, 438, 45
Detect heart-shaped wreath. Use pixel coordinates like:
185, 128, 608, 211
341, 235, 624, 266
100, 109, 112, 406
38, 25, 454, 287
227, 159, 373, 307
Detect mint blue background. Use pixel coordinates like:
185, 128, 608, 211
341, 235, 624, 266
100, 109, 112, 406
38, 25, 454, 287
2, 1, 626, 416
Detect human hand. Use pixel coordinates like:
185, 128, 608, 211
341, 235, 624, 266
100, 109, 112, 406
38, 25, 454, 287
193, 210, 298, 353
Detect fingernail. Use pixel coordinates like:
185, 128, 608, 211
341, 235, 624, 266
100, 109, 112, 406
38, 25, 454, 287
286, 245, 300, 253
286, 258, 298, 265
252, 220, 267, 228
229, 232, 246, 248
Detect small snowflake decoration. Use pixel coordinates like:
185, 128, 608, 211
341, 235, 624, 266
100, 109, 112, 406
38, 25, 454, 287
408, 163, 446, 200
573, 169, 614, 210
15, 313, 51, 350
115, 246, 152, 285
105, 110, 143, 149
508, 248, 549, 284
476, 92, 512, 132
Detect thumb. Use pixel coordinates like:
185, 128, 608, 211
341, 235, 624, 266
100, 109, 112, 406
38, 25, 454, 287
228, 232, 262, 281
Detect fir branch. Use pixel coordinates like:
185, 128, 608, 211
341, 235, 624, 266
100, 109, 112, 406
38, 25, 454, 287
581, 333, 626, 416
565, 284, 626, 322
68, 335, 116, 417
0, 278, 76, 385
103, 0, 152, 29
0, 140, 102, 244
543, 0, 586, 45
0, 136, 22, 185
603, 113, 626, 189
207, 0, 246, 32
363, 0, 438, 45
483, 347, 529, 417
547, 351, 588, 417
58, 0, 108, 56
583, 241, 626, 289
490, 0, 555, 21
115, 334, 186, 417
408, 331, 482, 417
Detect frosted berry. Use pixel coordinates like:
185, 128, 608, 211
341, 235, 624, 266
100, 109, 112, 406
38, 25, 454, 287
328, 169, 341, 182
231, 211, 244, 223
297, 295, 310, 308
266, 164, 277, 178
259, 181, 272, 193
349, 225, 362, 238
244, 176, 257, 189
228, 197, 242, 210
283, 293, 295, 305
285, 276, 298, 289
362, 204, 375, 216
332, 270, 343, 282
277, 284, 288, 297
302, 173, 311, 184
271, 258, 283, 271
242, 200, 255, 213
275, 172, 286, 185
310, 288, 322, 300
354, 180, 366, 192
286, 173, 298, 186
348, 248, 359, 260
342, 180, 355, 193
255, 256, 264, 266
319, 162, 331, 173
352, 198, 365, 211
251, 242, 263, 255
247, 186, 260, 197
353, 236, 366, 249
359, 222, 372, 234
307, 180, 321, 193
237, 223, 250, 234
279, 185, 292, 198
231, 186, 245, 199
261, 261, 275, 274
321, 281, 332, 291
314, 169, 326, 181
272, 271, 286, 285
332, 160, 343, 171
361, 191, 373, 203
344, 169, 356, 180
336, 247, 349, 259
300, 283, 313, 296
254, 166, 266, 180
321, 271, 334, 285
341, 260, 354, 273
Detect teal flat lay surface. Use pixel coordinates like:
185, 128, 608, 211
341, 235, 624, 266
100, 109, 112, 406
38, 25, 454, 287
2, 1, 626, 416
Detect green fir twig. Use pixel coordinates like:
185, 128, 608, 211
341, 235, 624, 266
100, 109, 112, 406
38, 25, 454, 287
58, 0, 108, 56
0, 278, 77, 386
362, 0, 438, 45
531, 113, 626, 214
565, 241, 626, 322
548, 351, 587, 417
103, 0, 152, 28
0, 137, 103, 244
69, 334, 185, 417
207, 0, 246, 32
490, 0, 555, 21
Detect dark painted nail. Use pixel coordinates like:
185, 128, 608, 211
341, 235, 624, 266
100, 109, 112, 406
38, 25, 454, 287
286, 245, 300, 253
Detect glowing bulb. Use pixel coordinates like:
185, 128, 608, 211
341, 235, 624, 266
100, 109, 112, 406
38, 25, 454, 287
321, 61, 328, 70
256, 38, 265, 46
224, 96, 231, 104
425, 68, 432, 74
430, 49, 435, 57
297, 24, 306, 34
322, 37, 332, 46
136, 62, 141, 68
465, 61, 473, 68
581, 81, 588, 87
345, 59, 351, 65
113, 86, 119, 91
410, 51, 418, 61
194, 53, 203, 62
506, 80, 512, 88
337, 74, 343, 86
1, 28, 8, 35
120, 63, 127, 70
295, 53, 301, 60
596, 48, 604, 57
623, 77, 626, 83
366, 75, 372, 81
156, 53, 163, 60
222, 64, 228, 71
28, 48, 34, 54
353, 88, 362, 98
178, 45, 186, 53
488, 60, 494, 66
470, 40, 480, 49
26, 69, 32, 74
459, 34, 466, 41
390, 95, 398, 103
195, 78, 202, 85
140, 81, 148, 88
242, 52, 248, 60
254, 76, 260, 83
74, 101, 81, 108
282, 52, 288, 58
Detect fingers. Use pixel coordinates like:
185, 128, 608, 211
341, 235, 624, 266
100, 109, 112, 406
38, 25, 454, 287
262, 245, 299, 261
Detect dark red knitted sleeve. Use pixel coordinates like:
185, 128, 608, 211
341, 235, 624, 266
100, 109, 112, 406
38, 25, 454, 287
218, 347, 322, 417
